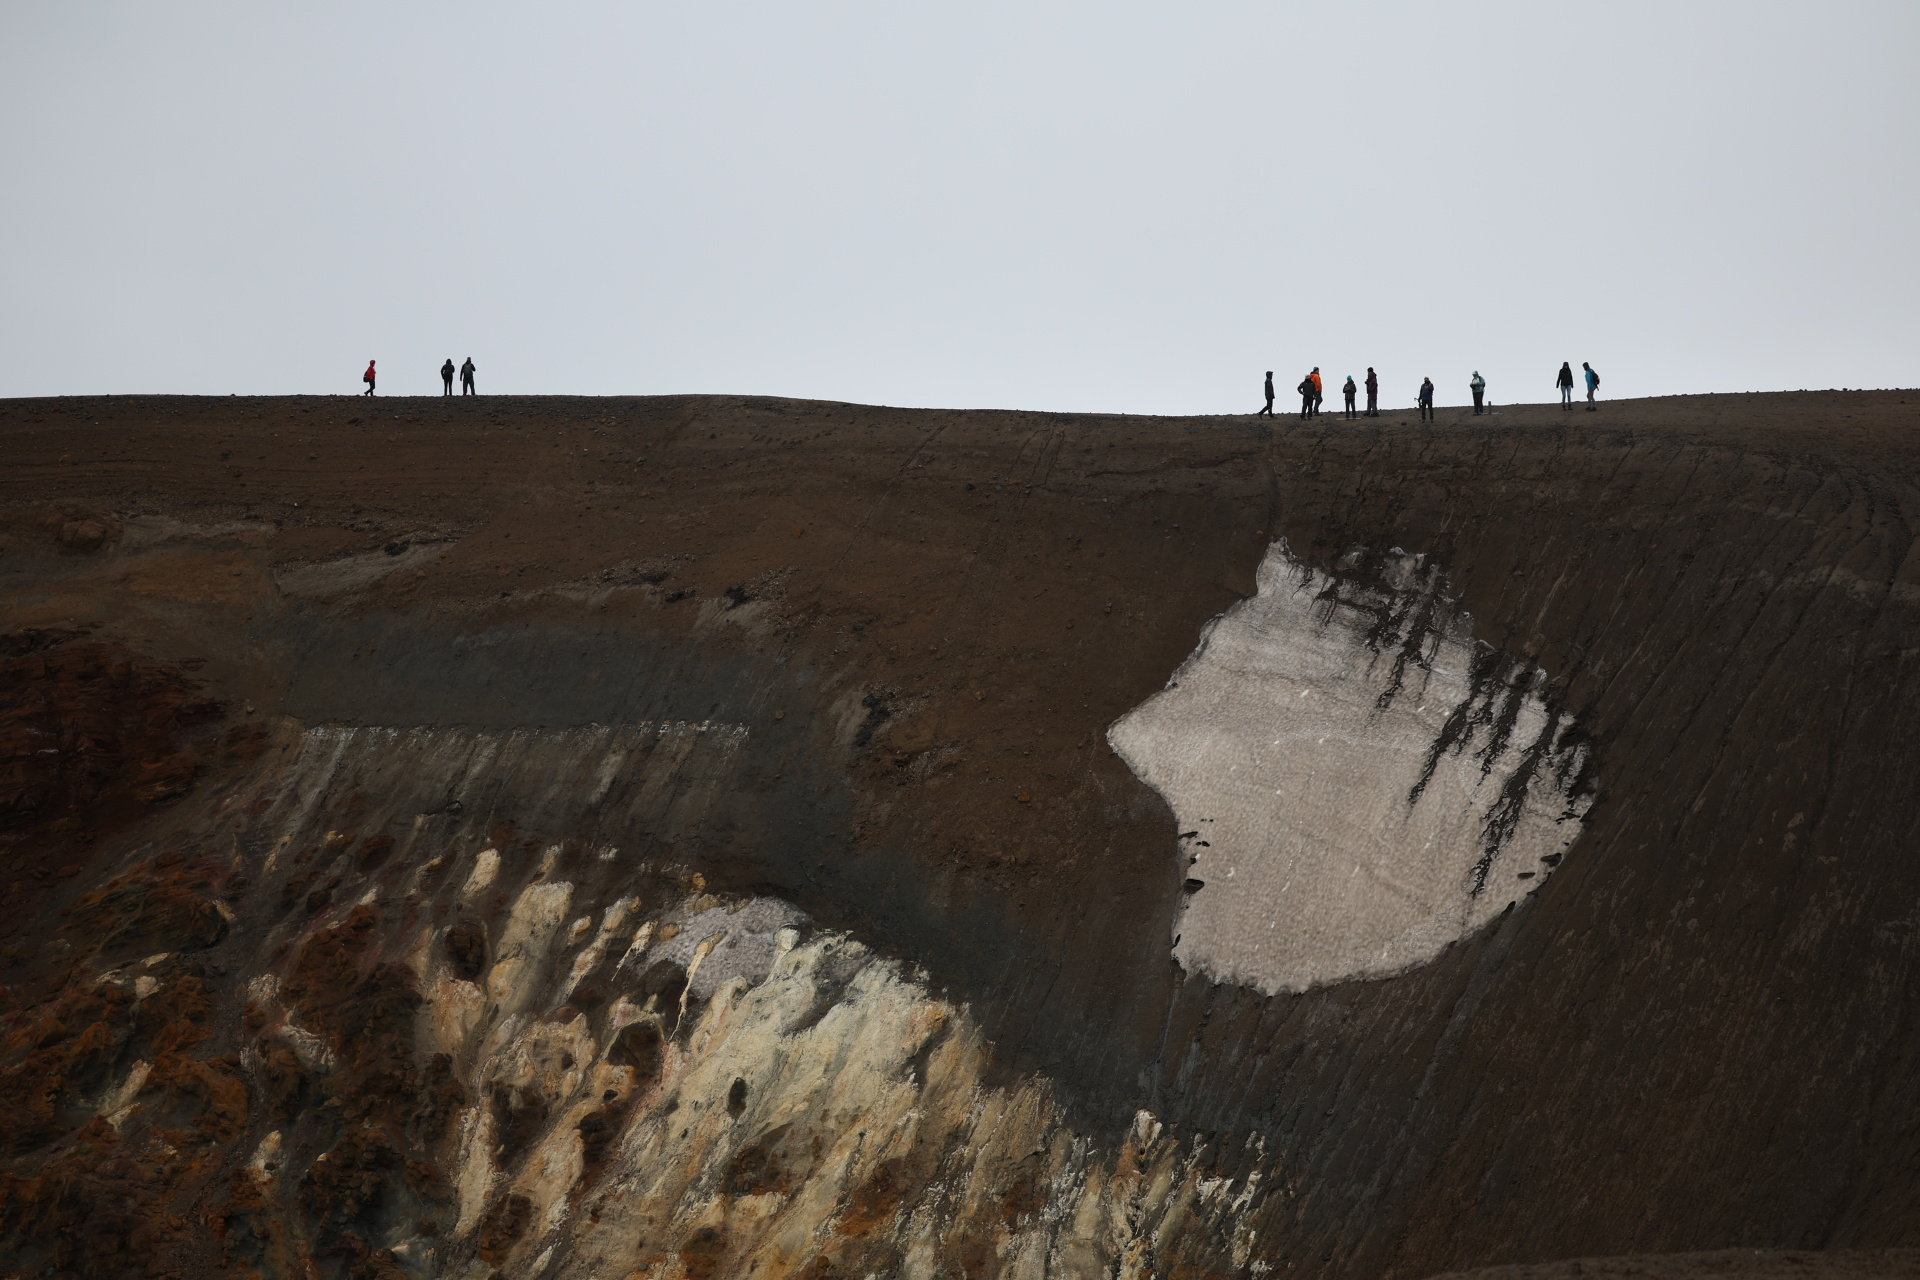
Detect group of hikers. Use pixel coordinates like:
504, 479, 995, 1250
352, 355, 1600, 412
1260, 362, 1600, 419
358, 358, 478, 395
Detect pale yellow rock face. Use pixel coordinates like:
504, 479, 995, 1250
406, 909, 1273, 1280
1109, 541, 1593, 995
228, 723, 1279, 1280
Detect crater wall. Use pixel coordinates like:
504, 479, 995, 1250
4, 390, 1920, 1280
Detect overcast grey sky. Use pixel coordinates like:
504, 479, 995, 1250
3, 2, 1916, 411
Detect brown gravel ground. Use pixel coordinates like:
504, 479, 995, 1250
1428, 1248, 1920, 1280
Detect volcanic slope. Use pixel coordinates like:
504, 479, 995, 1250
3, 389, 1920, 1280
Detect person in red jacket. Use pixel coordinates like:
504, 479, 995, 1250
363, 360, 377, 396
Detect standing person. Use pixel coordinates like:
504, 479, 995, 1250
1365, 367, 1379, 416
1342, 375, 1358, 419
1418, 376, 1435, 422
1310, 368, 1324, 417
1259, 370, 1275, 416
1583, 361, 1600, 410
460, 357, 477, 395
362, 360, 376, 396
1298, 374, 1316, 419
1470, 371, 1487, 415
1556, 362, 1575, 409
441, 358, 455, 395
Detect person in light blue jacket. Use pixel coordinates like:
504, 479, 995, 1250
1584, 362, 1600, 410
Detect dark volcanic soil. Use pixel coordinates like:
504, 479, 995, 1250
3, 389, 1920, 1280
1431, 1250, 1920, 1280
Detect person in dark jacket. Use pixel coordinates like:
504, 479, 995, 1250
1365, 367, 1379, 416
1298, 375, 1316, 419
460, 357, 477, 395
1556, 362, 1575, 408
441, 358, 456, 395
1584, 362, 1600, 410
1470, 371, 1486, 414
1418, 377, 1435, 422
1259, 370, 1274, 415
1342, 375, 1358, 419
363, 360, 376, 396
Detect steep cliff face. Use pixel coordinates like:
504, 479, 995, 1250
2, 390, 1918, 1280
190, 723, 1262, 1279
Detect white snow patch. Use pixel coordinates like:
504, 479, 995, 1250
1108, 540, 1592, 994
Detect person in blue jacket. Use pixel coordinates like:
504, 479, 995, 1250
1418, 377, 1435, 422
1470, 371, 1487, 414
1583, 362, 1601, 410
